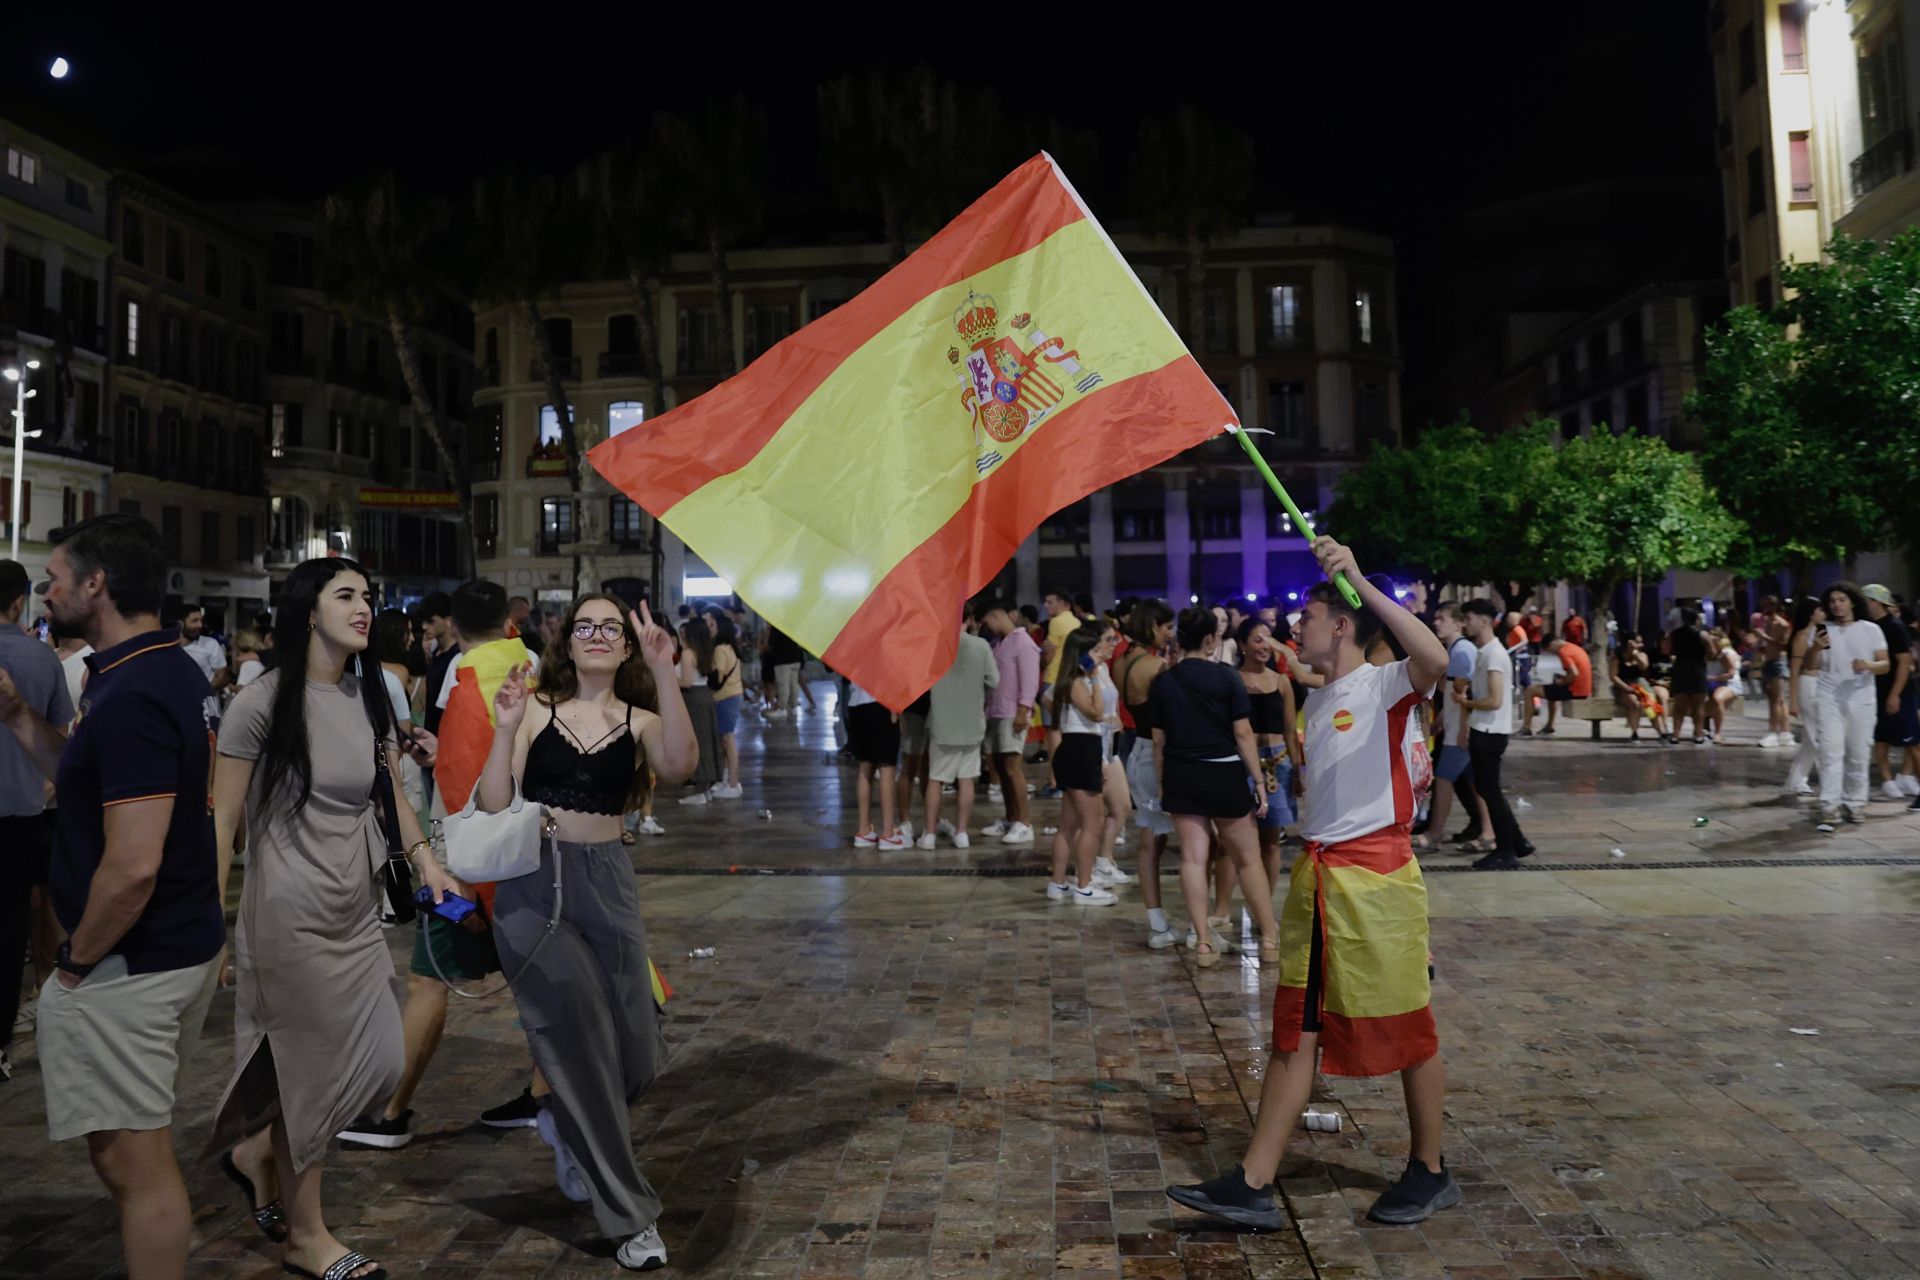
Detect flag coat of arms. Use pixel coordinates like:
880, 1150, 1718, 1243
591, 152, 1237, 709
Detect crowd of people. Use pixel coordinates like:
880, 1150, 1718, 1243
3, 504, 1916, 1278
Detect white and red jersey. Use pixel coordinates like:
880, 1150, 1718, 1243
1299, 659, 1427, 845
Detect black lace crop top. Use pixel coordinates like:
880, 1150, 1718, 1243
523, 702, 638, 816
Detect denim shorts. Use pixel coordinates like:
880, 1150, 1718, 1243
715, 693, 743, 736
1257, 747, 1295, 829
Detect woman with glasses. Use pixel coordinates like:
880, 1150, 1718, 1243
477, 594, 696, 1271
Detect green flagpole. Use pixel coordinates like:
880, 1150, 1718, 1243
1226, 425, 1363, 609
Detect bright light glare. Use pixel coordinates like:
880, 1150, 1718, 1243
1286, 591, 1299, 602
683, 575, 732, 598
1, 369, 17, 383
25, 360, 40, 370
1245, 592, 1257, 602
1188, 594, 1199, 604
49, 57, 70, 79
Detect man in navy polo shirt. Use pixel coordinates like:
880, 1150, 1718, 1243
0, 513, 222, 1280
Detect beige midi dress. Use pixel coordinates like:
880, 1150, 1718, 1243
205, 670, 405, 1172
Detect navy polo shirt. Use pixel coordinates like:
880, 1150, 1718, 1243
51, 627, 224, 975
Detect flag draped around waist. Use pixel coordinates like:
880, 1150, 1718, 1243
1271, 827, 1438, 1077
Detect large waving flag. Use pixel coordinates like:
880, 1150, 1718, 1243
591, 153, 1236, 709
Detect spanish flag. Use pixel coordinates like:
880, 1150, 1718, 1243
590, 153, 1235, 710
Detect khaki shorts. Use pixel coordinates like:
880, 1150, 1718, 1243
929, 742, 984, 784
984, 717, 1025, 758
38, 954, 219, 1142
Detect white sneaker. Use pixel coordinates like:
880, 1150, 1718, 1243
852, 831, 878, 848
897, 822, 915, 842
1880, 781, 1906, 801
982, 819, 1009, 837
915, 832, 937, 850
1047, 881, 1070, 902
1093, 857, 1135, 886
617, 1224, 668, 1271
878, 834, 910, 851
987, 785, 1004, 801
768, 708, 789, 720
1759, 732, 1778, 749
1792, 782, 1815, 797
677, 791, 710, 807
1001, 822, 1035, 846
711, 782, 744, 800
936, 819, 956, 837
1112, 830, 1127, 847
1070, 884, 1118, 906
1900, 774, 1920, 797
951, 832, 970, 849
638, 816, 666, 837
1146, 928, 1179, 950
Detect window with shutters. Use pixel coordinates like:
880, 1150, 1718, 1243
539, 498, 575, 554
1780, 5, 1806, 72
610, 496, 645, 550
1788, 132, 1814, 202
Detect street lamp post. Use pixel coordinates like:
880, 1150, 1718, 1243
4, 359, 42, 563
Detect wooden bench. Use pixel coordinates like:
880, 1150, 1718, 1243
1564, 699, 1614, 740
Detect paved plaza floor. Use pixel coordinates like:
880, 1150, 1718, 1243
3, 684, 1918, 1279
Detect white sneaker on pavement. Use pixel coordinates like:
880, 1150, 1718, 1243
1070, 884, 1118, 906
677, 791, 710, 807
878, 834, 910, 851
915, 832, 937, 850
1093, 857, 1135, 886
1900, 774, 1920, 797
711, 782, 744, 800
897, 822, 915, 842
1880, 781, 1906, 801
638, 816, 666, 837
1147, 928, 1179, 950
1759, 732, 1778, 749
617, 1225, 668, 1271
852, 831, 878, 848
982, 819, 1009, 837
936, 819, 956, 837
952, 832, 970, 849
1047, 881, 1070, 902
1001, 822, 1035, 846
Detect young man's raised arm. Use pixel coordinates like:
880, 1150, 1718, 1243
1310, 537, 1446, 690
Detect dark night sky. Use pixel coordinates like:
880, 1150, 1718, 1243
3, 8, 1721, 383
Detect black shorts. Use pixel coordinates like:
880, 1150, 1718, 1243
1161, 757, 1256, 820
847, 702, 901, 766
1876, 695, 1920, 747
1544, 685, 1574, 704
1053, 733, 1104, 794
0, 813, 52, 885
760, 656, 776, 684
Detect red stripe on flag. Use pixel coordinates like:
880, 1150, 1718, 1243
590, 154, 1085, 515
822, 357, 1224, 710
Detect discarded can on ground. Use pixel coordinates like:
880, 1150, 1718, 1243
1693, 816, 1710, 827
689, 947, 716, 959
758, 809, 774, 820
1303, 1111, 1342, 1133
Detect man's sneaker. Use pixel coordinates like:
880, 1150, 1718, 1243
952, 832, 971, 849
982, 819, 1009, 837
338, 1111, 413, 1149
711, 783, 744, 800
1879, 781, 1906, 802
479, 1088, 542, 1129
915, 832, 938, 850
1900, 774, 1920, 797
1093, 857, 1135, 886
1472, 850, 1522, 871
617, 1225, 668, 1271
852, 830, 879, 848
1001, 822, 1035, 846
677, 790, 710, 807
1539, 726, 1555, 736
637, 816, 666, 837
1070, 884, 1119, 906
1792, 782, 1816, 798
1166, 1164, 1285, 1231
1909, 791, 1920, 812
536, 1107, 592, 1203
1366, 1158, 1461, 1225
1147, 928, 1180, 950
1843, 807, 1864, 825
878, 834, 910, 851
1815, 809, 1840, 833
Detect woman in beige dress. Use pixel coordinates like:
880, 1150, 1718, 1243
208, 558, 460, 1280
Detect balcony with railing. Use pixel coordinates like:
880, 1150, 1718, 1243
598, 352, 646, 378
270, 446, 370, 477
1851, 126, 1914, 200
470, 458, 501, 483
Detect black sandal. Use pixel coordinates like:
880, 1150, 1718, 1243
283, 1251, 386, 1280
219, 1150, 289, 1243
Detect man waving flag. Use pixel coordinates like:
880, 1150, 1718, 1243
590, 153, 1235, 709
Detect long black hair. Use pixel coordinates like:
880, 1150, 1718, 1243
257, 558, 391, 819
1050, 619, 1111, 724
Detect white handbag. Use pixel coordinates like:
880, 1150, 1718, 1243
441, 782, 552, 883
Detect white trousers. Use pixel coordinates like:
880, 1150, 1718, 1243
1785, 675, 1820, 792
1814, 693, 1874, 813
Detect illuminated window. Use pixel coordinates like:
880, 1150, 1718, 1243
608, 401, 644, 437
1354, 290, 1374, 346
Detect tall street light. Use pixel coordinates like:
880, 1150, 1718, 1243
4, 360, 42, 562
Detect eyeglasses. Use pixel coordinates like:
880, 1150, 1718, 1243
572, 621, 627, 642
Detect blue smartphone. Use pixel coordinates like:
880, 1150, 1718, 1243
413, 886, 477, 924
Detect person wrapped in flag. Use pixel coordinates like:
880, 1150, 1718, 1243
1168, 536, 1459, 1230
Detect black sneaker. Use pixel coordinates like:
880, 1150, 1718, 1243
1367, 1158, 1460, 1224
1909, 793, 1920, 812
1516, 842, 1536, 859
337, 1110, 413, 1149
1447, 828, 1485, 846
1165, 1164, 1285, 1230
1471, 850, 1522, 871
479, 1087, 541, 1129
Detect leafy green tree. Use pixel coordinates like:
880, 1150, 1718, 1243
1689, 229, 1920, 583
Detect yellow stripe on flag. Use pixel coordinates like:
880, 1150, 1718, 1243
659, 218, 1190, 658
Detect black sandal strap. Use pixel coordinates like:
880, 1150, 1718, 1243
323, 1254, 376, 1280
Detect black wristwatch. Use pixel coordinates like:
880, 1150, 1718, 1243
55, 941, 96, 980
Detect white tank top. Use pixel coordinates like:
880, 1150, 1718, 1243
1060, 672, 1104, 735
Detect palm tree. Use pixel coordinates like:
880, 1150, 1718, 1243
578, 141, 674, 596
1128, 106, 1254, 361
316, 174, 475, 574
469, 167, 599, 593
652, 97, 769, 376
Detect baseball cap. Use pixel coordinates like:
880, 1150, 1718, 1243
1862, 583, 1894, 605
